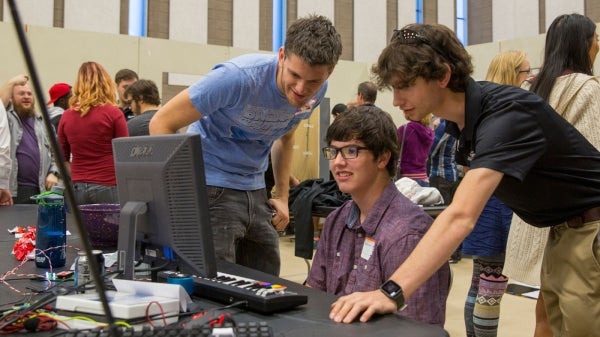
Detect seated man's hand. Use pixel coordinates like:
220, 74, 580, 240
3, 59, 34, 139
330, 289, 397, 323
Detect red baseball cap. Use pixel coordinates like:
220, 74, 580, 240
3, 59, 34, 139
47, 83, 71, 105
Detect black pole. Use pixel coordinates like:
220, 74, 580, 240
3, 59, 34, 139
6, 0, 118, 333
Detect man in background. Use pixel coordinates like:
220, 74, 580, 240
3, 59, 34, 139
46, 82, 71, 130
4, 76, 58, 204
331, 103, 347, 119
124, 79, 161, 136
347, 81, 378, 107
115, 68, 138, 120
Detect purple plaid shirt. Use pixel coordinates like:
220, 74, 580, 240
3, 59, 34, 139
306, 182, 450, 327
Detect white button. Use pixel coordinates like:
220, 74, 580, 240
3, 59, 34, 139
353, 265, 357, 269
336, 252, 340, 257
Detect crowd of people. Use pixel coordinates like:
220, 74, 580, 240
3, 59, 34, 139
2, 12, 600, 337
0, 64, 159, 206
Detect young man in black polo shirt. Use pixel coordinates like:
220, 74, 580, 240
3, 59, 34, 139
329, 23, 600, 337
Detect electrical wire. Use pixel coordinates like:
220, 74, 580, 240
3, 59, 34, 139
0, 311, 58, 334
144, 301, 167, 328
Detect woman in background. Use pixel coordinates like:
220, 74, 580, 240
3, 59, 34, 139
396, 113, 433, 186
504, 14, 600, 337
461, 50, 530, 337
57, 61, 129, 205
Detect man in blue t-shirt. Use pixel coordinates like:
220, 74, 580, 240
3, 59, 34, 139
150, 15, 342, 276
329, 23, 600, 337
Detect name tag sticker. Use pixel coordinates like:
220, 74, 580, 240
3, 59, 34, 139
360, 237, 375, 260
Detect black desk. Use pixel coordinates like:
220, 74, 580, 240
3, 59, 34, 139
0, 205, 448, 337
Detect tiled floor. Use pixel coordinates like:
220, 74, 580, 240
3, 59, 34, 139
278, 236, 536, 337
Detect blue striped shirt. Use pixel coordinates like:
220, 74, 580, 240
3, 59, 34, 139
428, 119, 459, 182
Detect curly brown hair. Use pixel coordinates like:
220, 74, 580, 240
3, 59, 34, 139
69, 61, 117, 116
372, 23, 472, 93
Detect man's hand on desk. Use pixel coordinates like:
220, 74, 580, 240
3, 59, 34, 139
329, 289, 397, 323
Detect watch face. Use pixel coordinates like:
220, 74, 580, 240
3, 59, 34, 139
382, 280, 401, 296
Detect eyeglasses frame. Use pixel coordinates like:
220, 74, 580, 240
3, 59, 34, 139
322, 145, 369, 160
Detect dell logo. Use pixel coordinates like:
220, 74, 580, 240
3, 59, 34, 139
130, 145, 153, 157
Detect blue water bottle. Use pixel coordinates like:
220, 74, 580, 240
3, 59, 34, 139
33, 186, 67, 268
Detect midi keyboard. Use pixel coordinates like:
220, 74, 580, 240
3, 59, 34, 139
157, 270, 307, 314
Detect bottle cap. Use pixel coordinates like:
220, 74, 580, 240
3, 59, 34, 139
50, 186, 64, 195
31, 190, 64, 206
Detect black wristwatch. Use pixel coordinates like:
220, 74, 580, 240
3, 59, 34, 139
50, 170, 60, 178
380, 279, 407, 311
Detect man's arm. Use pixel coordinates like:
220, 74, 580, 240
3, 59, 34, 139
329, 167, 503, 323
269, 124, 299, 231
149, 89, 203, 134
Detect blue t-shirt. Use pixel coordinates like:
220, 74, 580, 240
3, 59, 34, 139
187, 54, 327, 190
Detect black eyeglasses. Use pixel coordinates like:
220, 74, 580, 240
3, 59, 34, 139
392, 28, 452, 62
519, 67, 539, 76
322, 145, 369, 160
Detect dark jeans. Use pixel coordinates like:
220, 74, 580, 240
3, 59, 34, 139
207, 186, 280, 276
429, 176, 459, 205
14, 184, 40, 204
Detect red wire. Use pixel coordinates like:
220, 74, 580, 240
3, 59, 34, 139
145, 301, 167, 327
0, 312, 57, 334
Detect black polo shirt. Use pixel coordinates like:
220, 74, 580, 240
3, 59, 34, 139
446, 79, 600, 227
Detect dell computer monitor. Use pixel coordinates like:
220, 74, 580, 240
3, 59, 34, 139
112, 134, 217, 280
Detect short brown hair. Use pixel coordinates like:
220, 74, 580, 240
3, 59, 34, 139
115, 68, 139, 84
357, 81, 378, 103
326, 105, 398, 177
124, 79, 161, 106
284, 14, 342, 69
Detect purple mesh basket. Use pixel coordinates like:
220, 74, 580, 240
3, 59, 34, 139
78, 204, 120, 249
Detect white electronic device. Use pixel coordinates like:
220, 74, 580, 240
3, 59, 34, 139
55, 291, 180, 320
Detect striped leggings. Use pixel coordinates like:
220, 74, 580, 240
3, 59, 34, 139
464, 254, 508, 337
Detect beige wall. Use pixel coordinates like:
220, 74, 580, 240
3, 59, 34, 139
4, 21, 598, 180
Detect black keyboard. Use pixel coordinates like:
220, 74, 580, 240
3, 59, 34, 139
157, 270, 307, 314
62, 321, 273, 337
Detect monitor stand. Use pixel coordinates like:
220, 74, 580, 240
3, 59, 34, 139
117, 201, 148, 280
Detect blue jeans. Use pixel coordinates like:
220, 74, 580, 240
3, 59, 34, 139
72, 182, 118, 205
207, 186, 280, 276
